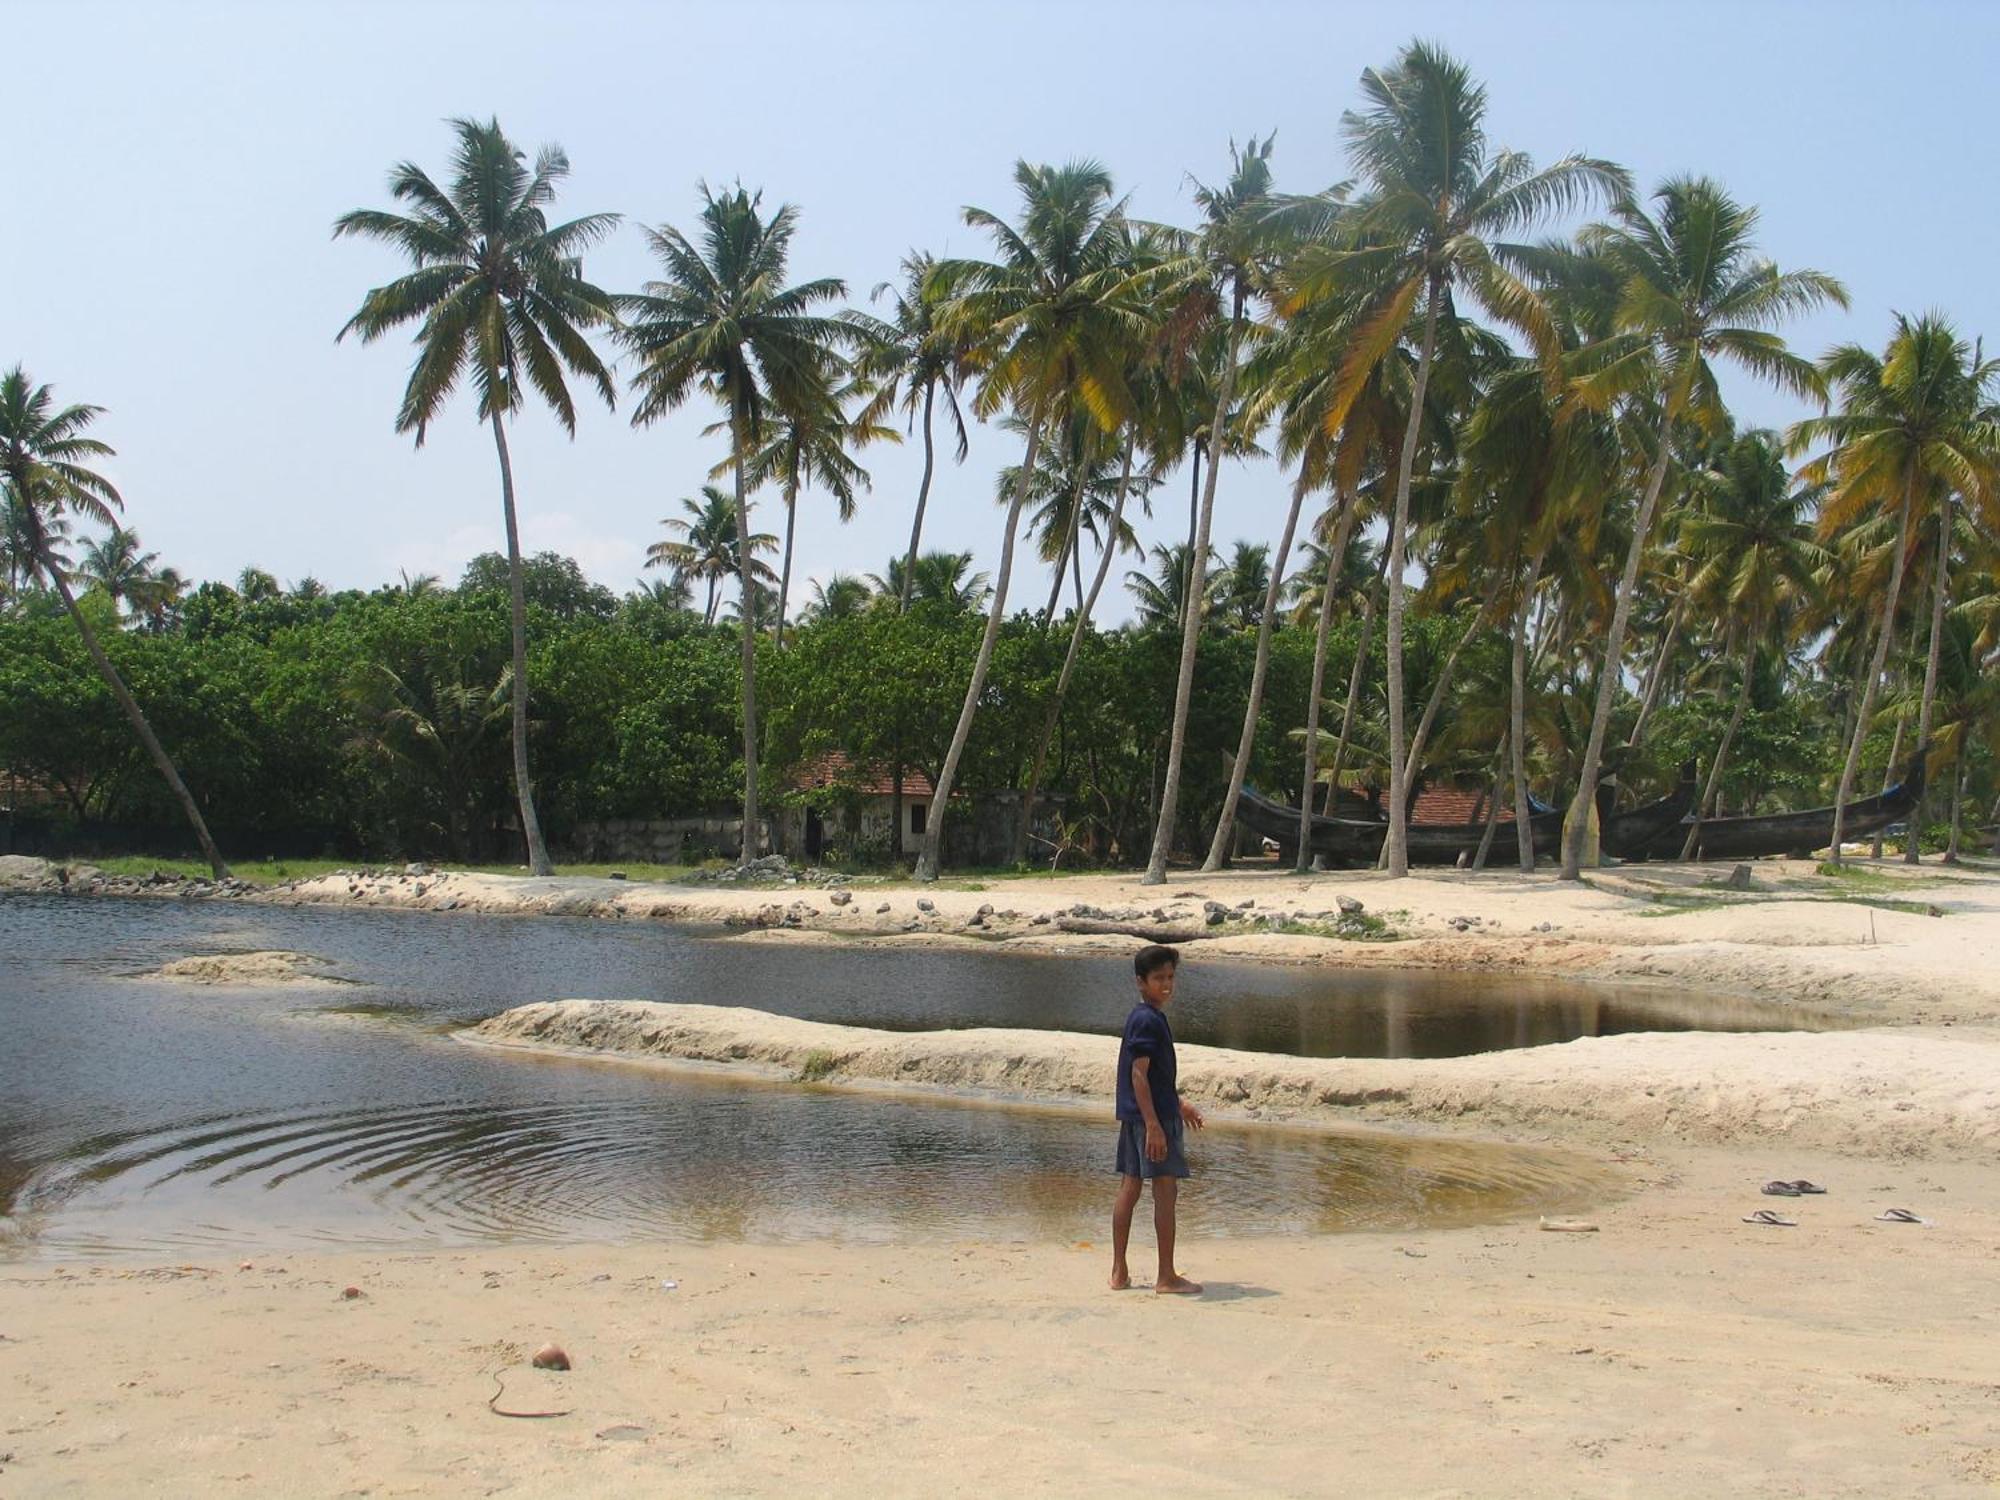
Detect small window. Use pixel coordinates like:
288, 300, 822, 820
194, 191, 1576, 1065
910, 802, 927, 836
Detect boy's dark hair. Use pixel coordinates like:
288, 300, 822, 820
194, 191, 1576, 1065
1134, 944, 1180, 979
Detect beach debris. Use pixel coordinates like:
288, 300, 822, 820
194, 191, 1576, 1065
660, 1279, 678, 1291
239, 1260, 254, 1271
488, 1369, 572, 1419
1741, 1209, 1797, 1227
1058, 916, 1210, 943
596, 1424, 649, 1442
1336, 895, 1364, 915
532, 1343, 572, 1371
1874, 1207, 1928, 1224
829, 889, 852, 906
1538, 1217, 1599, 1233
607, 870, 627, 881
340, 1285, 363, 1299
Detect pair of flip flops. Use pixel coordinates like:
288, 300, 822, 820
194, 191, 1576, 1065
1742, 1205, 1930, 1227
1760, 1179, 1827, 1196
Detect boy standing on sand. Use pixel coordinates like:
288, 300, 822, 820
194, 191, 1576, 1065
1110, 943, 1204, 1295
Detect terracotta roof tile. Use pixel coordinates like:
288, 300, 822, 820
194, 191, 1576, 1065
793, 751, 936, 798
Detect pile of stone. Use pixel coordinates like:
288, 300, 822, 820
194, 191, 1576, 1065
680, 855, 854, 890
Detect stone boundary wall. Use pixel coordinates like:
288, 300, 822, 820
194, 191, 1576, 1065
562, 816, 766, 864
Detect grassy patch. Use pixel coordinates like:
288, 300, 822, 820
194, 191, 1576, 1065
796, 1049, 840, 1083
1806, 861, 1944, 890
1631, 885, 1943, 919
1271, 912, 1400, 942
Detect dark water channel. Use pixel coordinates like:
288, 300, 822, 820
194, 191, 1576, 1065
0, 894, 1814, 1259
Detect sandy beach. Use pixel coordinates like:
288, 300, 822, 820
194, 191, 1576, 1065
6, 855, 2000, 1495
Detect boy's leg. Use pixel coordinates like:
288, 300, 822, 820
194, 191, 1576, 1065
1151, 1177, 1201, 1295
1110, 1173, 1143, 1289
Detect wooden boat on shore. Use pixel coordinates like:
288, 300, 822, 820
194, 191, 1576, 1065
1619, 748, 1928, 862
1238, 759, 1700, 869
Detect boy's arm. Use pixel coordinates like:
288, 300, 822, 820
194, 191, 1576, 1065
1131, 1056, 1168, 1162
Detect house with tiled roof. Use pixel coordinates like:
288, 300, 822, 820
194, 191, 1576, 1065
782, 751, 1063, 866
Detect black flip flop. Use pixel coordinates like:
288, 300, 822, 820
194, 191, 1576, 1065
1874, 1207, 1926, 1224
1761, 1181, 1802, 1197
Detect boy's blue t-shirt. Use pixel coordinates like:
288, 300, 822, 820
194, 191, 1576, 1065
1115, 1001, 1178, 1123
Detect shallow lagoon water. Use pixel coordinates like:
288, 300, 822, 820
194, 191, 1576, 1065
1, 894, 1812, 1257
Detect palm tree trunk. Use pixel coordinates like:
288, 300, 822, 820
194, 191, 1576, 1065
1943, 750, 1968, 864
1626, 593, 1685, 748
1183, 441, 1202, 599
1473, 754, 1506, 869
1203, 469, 1313, 871
1143, 298, 1245, 886
1905, 492, 1953, 863
1872, 716, 1905, 861
1399, 576, 1502, 799
489, 407, 554, 876
1680, 638, 1753, 860
899, 381, 937, 612
729, 416, 763, 865
1561, 412, 1675, 880
1327, 583, 1379, 810
1828, 483, 1917, 865
916, 414, 1044, 881
1295, 492, 1359, 871
1014, 434, 1133, 865
1383, 278, 1442, 879
704, 575, 718, 626
37, 537, 229, 879
1511, 542, 1549, 872
1043, 466, 1087, 621
775, 486, 799, 650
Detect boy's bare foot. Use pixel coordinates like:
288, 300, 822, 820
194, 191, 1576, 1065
1109, 1269, 1132, 1291
1155, 1275, 1203, 1296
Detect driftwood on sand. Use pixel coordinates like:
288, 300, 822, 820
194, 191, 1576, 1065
1054, 917, 1217, 942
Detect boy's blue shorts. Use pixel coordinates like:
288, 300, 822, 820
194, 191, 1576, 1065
1116, 1116, 1190, 1180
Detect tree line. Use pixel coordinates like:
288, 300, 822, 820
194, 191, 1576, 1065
4, 40, 1996, 879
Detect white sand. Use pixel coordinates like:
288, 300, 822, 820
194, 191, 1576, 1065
9, 857, 2000, 1493
143, 950, 342, 986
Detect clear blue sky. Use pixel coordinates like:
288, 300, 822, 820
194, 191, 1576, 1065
8, 0, 1995, 620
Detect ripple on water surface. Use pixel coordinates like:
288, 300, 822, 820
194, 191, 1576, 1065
3, 1071, 1614, 1259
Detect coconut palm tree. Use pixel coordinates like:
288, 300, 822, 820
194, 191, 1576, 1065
1287, 44, 1627, 877
0, 367, 229, 876
1141, 134, 1284, 886
77, 524, 161, 615
1675, 430, 1827, 855
868, 550, 991, 613
334, 116, 619, 876
619, 183, 852, 861
236, 566, 280, 602
1127, 542, 1217, 629
1558, 176, 1844, 876
1792, 312, 1998, 862
918, 160, 1142, 880
804, 572, 873, 622
740, 374, 892, 646
848, 252, 976, 611
646, 486, 779, 625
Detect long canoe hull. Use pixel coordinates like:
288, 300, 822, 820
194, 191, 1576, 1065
1598, 761, 1700, 861
1623, 749, 1928, 862
1235, 784, 1564, 868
